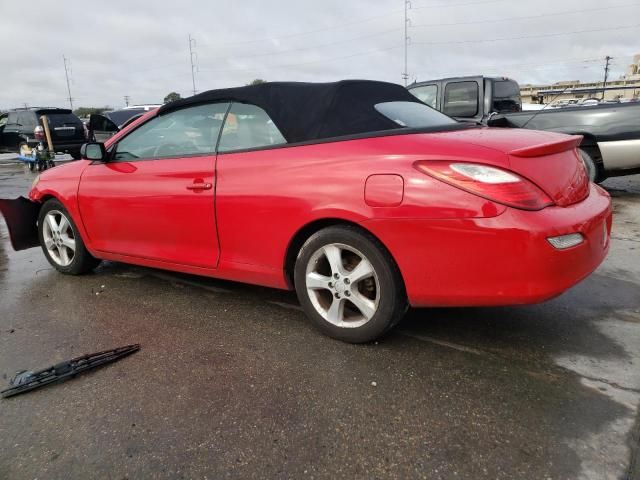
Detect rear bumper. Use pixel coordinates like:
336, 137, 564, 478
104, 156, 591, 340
362, 184, 612, 307
26, 140, 83, 153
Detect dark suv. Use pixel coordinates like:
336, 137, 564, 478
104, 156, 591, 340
0, 108, 86, 158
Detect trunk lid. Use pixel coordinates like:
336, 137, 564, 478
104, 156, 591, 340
422, 128, 590, 207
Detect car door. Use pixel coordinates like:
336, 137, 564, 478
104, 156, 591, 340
77, 102, 229, 268
214, 102, 290, 268
88, 114, 120, 142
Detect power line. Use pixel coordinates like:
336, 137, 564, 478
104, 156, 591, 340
411, 23, 640, 47
412, 0, 514, 10
411, 3, 640, 29
201, 27, 400, 63
197, 23, 638, 76
208, 0, 515, 49
214, 9, 404, 47
198, 44, 402, 75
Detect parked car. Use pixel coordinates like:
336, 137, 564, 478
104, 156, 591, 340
408, 76, 640, 182
522, 103, 547, 111
0, 80, 611, 343
577, 98, 601, 107
0, 108, 86, 158
88, 108, 153, 142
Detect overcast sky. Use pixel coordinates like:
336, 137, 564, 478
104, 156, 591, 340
1, 0, 638, 109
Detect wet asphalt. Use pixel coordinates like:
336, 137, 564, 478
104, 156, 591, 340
0, 163, 639, 480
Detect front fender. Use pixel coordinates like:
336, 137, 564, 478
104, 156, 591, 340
0, 197, 40, 250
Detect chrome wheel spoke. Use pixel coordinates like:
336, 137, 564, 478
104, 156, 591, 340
58, 245, 70, 265
46, 214, 58, 233
326, 296, 346, 323
348, 258, 374, 284
306, 272, 331, 291
61, 235, 76, 251
44, 237, 55, 249
58, 215, 69, 233
323, 245, 344, 276
348, 292, 376, 320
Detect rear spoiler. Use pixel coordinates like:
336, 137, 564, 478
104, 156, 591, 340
509, 135, 583, 157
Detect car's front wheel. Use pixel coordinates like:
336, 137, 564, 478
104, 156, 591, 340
38, 199, 100, 274
294, 225, 407, 343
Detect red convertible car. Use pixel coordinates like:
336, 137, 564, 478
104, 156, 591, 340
0, 80, 612, 342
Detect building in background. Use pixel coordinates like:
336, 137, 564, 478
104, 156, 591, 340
520, 54, 640, 104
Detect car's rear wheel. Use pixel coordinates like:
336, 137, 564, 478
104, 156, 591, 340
38, 199, 100, 274
294, 225, 406, 343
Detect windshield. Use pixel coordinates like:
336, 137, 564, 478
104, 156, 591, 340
375, 101, 457, 129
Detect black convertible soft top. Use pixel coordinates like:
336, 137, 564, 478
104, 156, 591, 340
158, 80, 426, 143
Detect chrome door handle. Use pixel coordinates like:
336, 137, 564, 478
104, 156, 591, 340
186, 183, 212, 191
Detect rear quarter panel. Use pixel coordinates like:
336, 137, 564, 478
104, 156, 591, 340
215, 133, 505, 278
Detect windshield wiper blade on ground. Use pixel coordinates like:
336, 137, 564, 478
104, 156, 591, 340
1, 344, 140, 398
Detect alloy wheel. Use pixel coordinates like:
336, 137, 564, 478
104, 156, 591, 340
305, 243, 380, 328
42, 210, 76, 267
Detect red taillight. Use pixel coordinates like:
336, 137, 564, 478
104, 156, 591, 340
34, 125, 45, 140
414, 161, 554, 211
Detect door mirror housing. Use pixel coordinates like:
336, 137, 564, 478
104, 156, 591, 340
80, 142, 107, 161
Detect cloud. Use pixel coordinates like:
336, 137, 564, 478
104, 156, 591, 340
0, 0, 638, 109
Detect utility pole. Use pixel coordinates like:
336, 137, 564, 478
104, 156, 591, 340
602, 56, 612, 100
124, 95, 130, 107
189, 34, 198, 96
63, 55, 73, 110
402, 0, 411, 86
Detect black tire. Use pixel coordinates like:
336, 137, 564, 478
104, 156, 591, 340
294, 225, 407, 343
579, 148, 604, 184
38, 199, 100, 275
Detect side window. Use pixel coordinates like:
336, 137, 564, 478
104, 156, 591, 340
218, 103, 286, 152
410, 84, 438, 109
7, 112, 18, 126
17, 112, 37, 130
114, 103, 229, 161
443, 81, 479, 117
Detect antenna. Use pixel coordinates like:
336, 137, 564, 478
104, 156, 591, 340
520, 84, 574, 129
601, 55, 612, 100
402, 0, 411, 86
63, 55, 74, 110
189, 34, 198, 96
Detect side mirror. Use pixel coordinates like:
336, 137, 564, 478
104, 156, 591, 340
80, 142, 107, 161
